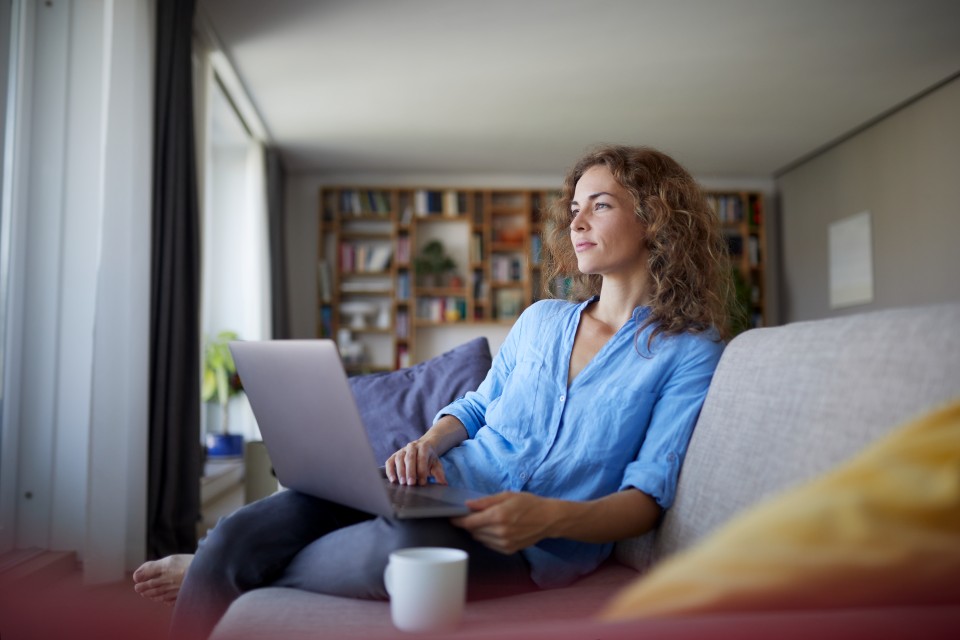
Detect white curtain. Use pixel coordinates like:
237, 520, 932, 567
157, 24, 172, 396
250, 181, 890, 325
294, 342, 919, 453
0, 0, 153, 581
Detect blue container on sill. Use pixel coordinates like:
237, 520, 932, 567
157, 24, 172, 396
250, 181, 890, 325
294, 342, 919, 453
207, 433, 244, 458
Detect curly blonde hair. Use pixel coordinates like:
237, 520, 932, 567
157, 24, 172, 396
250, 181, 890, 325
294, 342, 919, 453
543, 145, 735, 344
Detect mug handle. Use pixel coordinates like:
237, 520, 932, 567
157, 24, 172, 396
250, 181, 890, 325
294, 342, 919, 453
383, 561, 394, 597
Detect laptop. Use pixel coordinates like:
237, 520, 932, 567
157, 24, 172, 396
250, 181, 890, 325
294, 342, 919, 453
229, 339, 488, 518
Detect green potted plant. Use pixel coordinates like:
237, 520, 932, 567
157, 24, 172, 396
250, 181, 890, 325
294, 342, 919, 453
202, 330, 244, 457
729, 268, 752, 337
414, 240, 457, 287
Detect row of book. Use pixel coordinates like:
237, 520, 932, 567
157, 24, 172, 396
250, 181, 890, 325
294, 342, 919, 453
707, 194, 764, 227
494, 289, 524, 321
317, 262, 332, 303
414, 190, 468, 216
396, 272, 411, 300
395, 309, 410, 340
472, 270, 489, 300
491, 255, 525, 282
331, 188, 532, 218
470, 233, 483, 264
339, 242, 393, 273
707, 194, 747, 223
724, 233, 762, 266
338, 190, 391, 216
395, 235, 411, 265
318, 306, 334, 338
416, 297, 468, 323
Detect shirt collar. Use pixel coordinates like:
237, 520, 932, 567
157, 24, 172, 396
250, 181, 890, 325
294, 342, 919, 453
578, 295, 652, 325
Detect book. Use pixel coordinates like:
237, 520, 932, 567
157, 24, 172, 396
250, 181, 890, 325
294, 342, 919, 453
415, 190, 443, 216
397, 272, 411, 301
317, 261, 332, 303
319, 306, 333, 338
495, 289, 523, 320
443, 190, 460, 216
470, 233, 483, 264
366, 245, 393, 272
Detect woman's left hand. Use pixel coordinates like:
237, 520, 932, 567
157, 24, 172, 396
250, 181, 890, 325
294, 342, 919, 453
450, 492, 557, 555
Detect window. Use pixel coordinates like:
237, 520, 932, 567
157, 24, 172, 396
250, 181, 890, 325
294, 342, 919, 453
199, 73, 271, 443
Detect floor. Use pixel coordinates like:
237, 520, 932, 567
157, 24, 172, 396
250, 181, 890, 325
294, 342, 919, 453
1, 563, 174, 640
0, 456, 277, 639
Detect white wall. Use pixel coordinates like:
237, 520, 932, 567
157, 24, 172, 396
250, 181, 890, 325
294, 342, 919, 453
777, 75, 960, 321
0, 0, 152, 582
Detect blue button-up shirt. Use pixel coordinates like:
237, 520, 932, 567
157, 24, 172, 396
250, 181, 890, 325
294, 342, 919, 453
436, 297, 724, 587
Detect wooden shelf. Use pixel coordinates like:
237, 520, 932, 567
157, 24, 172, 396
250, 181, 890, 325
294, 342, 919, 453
318, 186, 767, 369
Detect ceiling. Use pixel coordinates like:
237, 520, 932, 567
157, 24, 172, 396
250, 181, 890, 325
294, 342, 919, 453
199, 0, 960, 180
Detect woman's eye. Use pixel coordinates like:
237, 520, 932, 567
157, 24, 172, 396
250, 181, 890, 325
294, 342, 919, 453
569, 209, 580, 219
594, 201, 609, 210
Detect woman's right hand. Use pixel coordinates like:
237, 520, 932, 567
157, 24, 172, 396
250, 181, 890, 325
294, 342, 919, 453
385, 439, 448, 486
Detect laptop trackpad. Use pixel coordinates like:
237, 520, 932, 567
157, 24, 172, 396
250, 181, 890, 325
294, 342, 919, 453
381, 477, 487, 519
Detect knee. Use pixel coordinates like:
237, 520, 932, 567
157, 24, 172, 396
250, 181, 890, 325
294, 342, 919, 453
194, 505, 261, 568
343, 519, 459, 585
190, 510, 276, 592
199, 489, 314, 558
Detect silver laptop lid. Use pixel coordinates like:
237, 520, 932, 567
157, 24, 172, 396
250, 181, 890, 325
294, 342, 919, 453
229, 339, 395, 517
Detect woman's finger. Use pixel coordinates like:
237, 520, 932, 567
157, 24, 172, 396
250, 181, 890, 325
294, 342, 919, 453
402, 444, 421, 485
384, 453, 398, 482
429, 458, 447, 485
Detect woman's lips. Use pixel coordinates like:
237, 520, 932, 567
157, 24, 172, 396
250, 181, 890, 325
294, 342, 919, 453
575, 241, 595, 253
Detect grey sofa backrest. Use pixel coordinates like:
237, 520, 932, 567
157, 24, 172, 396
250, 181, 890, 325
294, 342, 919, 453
615, 303, 960, 571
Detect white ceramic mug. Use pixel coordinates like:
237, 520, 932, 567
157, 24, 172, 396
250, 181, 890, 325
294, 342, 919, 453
383, 547, 468, 633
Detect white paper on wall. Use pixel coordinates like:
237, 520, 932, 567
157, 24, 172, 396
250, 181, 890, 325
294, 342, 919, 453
829, 211, 874, 308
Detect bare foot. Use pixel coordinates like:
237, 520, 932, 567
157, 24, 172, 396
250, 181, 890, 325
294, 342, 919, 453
132, 554, 194, 605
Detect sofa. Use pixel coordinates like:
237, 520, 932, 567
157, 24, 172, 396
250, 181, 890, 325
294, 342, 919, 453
210, 303, 960, 639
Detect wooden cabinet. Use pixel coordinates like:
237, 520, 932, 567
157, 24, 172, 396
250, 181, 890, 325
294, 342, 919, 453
319, 186, 766, 372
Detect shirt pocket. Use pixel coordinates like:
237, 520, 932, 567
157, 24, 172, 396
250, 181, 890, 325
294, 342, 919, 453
588, 388, 658, 463
485, 358, 543, 438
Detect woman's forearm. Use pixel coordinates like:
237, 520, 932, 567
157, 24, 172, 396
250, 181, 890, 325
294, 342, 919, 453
453, 488, 662, 553
547, 488, 661, 543
418, 414, 469, 457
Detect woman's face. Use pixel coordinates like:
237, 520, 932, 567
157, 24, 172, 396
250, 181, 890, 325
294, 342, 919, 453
569, 165, 647, 278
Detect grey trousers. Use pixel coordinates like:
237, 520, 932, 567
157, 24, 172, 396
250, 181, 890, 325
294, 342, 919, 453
169, 489, 536, 640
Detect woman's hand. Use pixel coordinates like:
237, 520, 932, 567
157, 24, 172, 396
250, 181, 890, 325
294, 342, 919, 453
384, 415, 468, 486
451, 489, 662, 554
450, 492, 557, 554
385, 439, 448, 486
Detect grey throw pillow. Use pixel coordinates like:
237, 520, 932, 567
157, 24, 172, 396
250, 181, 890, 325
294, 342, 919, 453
348, 337, 492, 464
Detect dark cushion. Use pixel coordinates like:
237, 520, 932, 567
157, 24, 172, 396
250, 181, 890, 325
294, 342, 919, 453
348, 337, 492, 464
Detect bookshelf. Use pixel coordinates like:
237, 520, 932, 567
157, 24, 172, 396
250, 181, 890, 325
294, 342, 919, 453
707, 192, 767, 330
319, 186, 766, 372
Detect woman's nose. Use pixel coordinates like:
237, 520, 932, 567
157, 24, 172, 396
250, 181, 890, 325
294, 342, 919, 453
570, 211, 586, 231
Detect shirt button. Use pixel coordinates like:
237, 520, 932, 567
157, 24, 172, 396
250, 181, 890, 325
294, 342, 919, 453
519, 472, 528, 481
559, 395, 565, 402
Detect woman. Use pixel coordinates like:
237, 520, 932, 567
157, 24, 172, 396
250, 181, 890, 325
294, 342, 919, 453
135, 144, 733, 638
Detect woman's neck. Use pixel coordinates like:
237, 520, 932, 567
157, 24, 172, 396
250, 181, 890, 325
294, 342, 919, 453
591, 274, 652, 329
